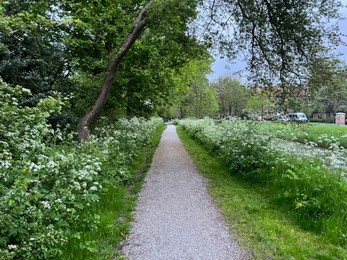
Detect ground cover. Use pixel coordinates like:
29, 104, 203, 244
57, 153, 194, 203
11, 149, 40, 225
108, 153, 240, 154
177, 118, 347, 258
61, 123, 166, 260
259, 122, 347, 172
262, 122, 347, 149
0, 80, 165, 259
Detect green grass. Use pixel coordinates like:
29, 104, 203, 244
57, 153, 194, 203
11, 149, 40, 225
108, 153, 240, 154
265, 122, 347, 148
60, 124, 166, 259
305, 124, 347, 147
176, 126, 347, 259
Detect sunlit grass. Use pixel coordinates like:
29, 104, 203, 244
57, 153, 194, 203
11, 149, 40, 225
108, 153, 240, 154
265, 122, 347, 148
177, 126, 347, 259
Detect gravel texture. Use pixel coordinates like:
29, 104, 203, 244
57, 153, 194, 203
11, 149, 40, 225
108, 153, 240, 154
121, 125, 250, 260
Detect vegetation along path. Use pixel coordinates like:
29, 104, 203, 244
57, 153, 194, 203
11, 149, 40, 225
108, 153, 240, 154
122, 125, 250, 259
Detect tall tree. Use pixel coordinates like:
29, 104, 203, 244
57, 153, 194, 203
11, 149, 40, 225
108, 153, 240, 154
0, 1, 77, 127
74, 0, 153, 141
75, 0, 201, 141
4, 0, 340, 141
76, 0, 343, 141
156, 52, 214, 119
309, 58, 347, 114
247, 90, 274, 119
213, 76, 249, 117
112, 19, 208, 118
199, 0, 343, 85
181, 78, 218, 118
0, 1, 71, 101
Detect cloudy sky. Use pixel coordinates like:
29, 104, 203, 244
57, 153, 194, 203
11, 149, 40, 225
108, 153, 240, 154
208, 1, 347, 82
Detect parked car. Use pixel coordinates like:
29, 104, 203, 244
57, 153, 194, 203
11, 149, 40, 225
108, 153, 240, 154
277, 115, 290, 122
288, 112, 308, 123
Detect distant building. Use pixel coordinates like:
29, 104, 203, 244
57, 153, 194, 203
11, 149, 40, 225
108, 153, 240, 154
312, 112, 333, 119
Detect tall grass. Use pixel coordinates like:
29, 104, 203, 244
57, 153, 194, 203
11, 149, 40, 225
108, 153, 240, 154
177, 126, 347, 258
178, 118, 347, 247
264, 123, 347, 148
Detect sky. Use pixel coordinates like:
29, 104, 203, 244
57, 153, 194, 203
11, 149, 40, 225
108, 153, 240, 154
207, 1, 347, 83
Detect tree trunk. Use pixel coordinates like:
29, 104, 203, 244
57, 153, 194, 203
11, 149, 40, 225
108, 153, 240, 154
77, 0, 153, 142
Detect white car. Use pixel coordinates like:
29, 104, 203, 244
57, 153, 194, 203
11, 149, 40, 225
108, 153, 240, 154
277, 116, 290, 122
288, 112, 308, 122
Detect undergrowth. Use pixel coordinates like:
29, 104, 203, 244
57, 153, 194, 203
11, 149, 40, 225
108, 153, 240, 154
177, 118, 347, 255
0, 79, 165, 259
60, 124, 166, 259
177, 125, 347, 258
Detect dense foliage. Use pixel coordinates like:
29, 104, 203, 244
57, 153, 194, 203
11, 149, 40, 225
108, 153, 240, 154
180, 75, 218, 118
1, 0, 344, 128
200, 0, 343, 86
178, 118, 347, 245
0, 0, 210, 127
0, 0, 346, 256
213, 77, 249, 117
0, 79, 163, 259
308, 58, 347, 115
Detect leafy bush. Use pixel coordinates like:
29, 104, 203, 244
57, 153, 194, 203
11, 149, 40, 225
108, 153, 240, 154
179, 118, 278, 178
178, 118, 347, 245
0, 79, 163, 259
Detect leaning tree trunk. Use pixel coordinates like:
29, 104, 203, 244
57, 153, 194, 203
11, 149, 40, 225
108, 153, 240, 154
78, 0, 153, 142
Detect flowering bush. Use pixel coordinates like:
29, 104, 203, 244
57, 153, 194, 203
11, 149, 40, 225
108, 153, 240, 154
178, 118, 347, 244
0, 79, 163, 259
179, 118, 279, 178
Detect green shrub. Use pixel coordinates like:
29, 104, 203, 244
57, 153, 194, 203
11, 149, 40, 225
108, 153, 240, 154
0, 79, 163, 259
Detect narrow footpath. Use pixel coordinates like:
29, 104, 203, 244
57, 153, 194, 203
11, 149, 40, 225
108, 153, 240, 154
122, 125, 250, 260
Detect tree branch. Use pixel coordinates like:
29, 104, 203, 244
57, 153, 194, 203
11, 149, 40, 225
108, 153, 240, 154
77, 0, 153, 142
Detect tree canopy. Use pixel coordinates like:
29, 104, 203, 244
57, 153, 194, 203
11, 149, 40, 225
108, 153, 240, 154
0, 0, 345, 140
199, 0, 343, 85
308, 58, 347, 114
213, 76, 249, 117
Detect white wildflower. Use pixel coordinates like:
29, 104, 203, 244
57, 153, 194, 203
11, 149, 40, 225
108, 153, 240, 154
90, 186, 97, 191
1, 160, 11, 169
8, 244, 18, 250
41, 201, 51, 209
47, 160, 56, 168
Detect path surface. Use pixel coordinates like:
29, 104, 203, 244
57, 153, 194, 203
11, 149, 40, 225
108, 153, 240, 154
121, 125, 250, 260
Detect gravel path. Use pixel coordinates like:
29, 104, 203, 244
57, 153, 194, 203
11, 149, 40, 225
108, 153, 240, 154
121, 125, 250, 260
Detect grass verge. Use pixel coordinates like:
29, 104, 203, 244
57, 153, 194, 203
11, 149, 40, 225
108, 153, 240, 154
176, 126, 347, 259
266, 122, 347, 148
60, 124, 166, 259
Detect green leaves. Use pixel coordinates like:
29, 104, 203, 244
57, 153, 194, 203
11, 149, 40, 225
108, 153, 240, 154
213, 76, 249, 117
0, 83, 163, 258
308, 58, 347, 114
200, 0, 343, 85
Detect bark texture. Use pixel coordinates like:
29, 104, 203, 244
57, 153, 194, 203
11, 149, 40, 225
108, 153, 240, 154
78, 0, 153, 142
